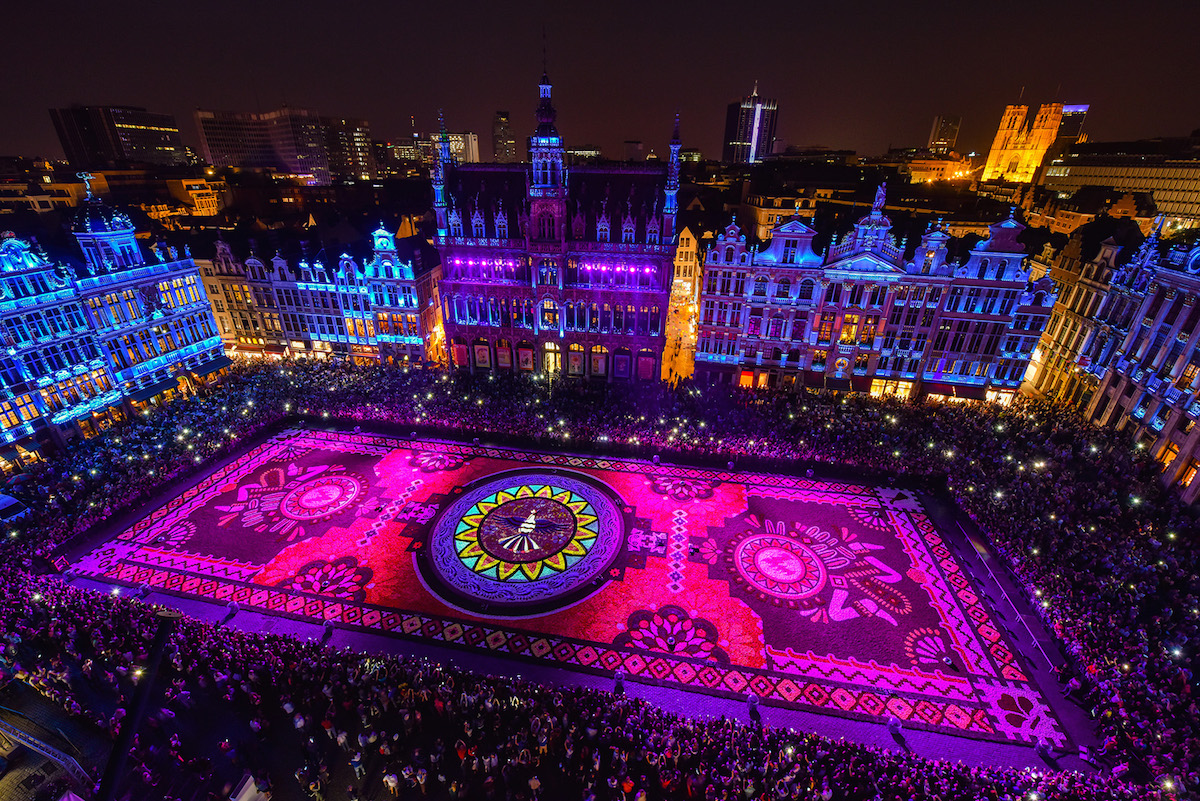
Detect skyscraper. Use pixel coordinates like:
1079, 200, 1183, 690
722, 85, 778, 164
194, 107, 331, 184
321, 116, 376, 181
50, 105, 187, 169
492, 111, 516, 163
927, 115, 961, 154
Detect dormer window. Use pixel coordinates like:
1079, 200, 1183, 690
597, 218, 609, 243
647, 228, 659, 245
496, 214, 508, 239
448, 209, 463, 237
622, 221, 635, 244
471, 210, 485, 239
782, 239, 797, 264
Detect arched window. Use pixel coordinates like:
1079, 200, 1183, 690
753, 276, 768, 296
977, 258, 989, 280
997, 260, 1008, 280
798, 279, 815, 301
538, 214, 555, 240
495, 214, 508, 239
775, 278, 791, 298
724, 246, 734, 263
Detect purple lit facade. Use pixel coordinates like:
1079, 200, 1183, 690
434, 75, 679, 380
695, 187, 1056, 401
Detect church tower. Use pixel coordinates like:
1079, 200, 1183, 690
433, 112, 453, 238
663, 115, 681, 242
528, 73, 566, 243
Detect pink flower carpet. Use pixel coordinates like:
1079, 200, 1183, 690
73, 428, 1066, 747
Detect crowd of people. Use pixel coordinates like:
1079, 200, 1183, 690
0, 358, 1195, 800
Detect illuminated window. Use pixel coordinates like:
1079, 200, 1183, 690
839, 314, 860, 344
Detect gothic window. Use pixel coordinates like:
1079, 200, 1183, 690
647, 227, 659, 245
495, 214, 508, 239
449, 210, 463, 237
597, 216, 610, 243
538, 214, 555, 240
471, 211, 485, 238
622, 220, 635, 244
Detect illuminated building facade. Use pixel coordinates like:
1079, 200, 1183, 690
723, 85, 778, 164
50, 105, 188, 168
694, 185, 1055, 401
1025, 219, 1143, 406
435, 75, 678, 380
197, 227, 441, 365
1082, 231, 1200, 502
0, 197, 223, 465
982, 103, 1082, 183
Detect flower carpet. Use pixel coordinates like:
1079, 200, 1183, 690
72, 428, 1066, 746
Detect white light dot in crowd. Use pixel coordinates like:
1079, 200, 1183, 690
31, 593, 41, 601
110, 587, 120, 596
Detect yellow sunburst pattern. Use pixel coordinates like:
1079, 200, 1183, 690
453, 484, 599, 582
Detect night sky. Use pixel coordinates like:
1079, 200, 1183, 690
5, 1, 1198, 163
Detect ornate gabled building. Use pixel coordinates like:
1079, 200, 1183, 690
694, 184, 1056, 401
197, 225, 441, 365
1082, 231, 1200, 501
0, 195, 223, 466
434, 74, 678, 380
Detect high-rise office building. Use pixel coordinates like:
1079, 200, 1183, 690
195, 107, 331, 184
492, 111, 517, 162
447, 132, 480, 164
722, 84, 778, 164
927, 115, 961, 154
50, 105, 187, 169
321, 117, 376, 181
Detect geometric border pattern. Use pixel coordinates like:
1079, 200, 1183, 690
71, 428, 1066, 747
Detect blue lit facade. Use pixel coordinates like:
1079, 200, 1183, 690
1083, 233, 1200, 502
695, 185, 1056, 401
199, 226, 439, 365
0, 200, 223, 465
434, 74, 678, 380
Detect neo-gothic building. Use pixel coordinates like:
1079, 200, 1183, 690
434, 74, 679, 380
1083, 229, 1200, 502
197, 226, 441, 365
0, 198, 222, 467
694, 185, 1057, 402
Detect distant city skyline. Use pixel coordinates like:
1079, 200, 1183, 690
2, 1, 1198, 164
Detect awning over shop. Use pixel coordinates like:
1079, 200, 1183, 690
264, 344, 288, 355
825, 377, 853, 391
193, 355, 233, 377
0, 449, 19, 464
127, 376, 179, 402
922, 381, 987, 400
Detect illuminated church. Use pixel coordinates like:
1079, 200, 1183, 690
434, 73, 679, 380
